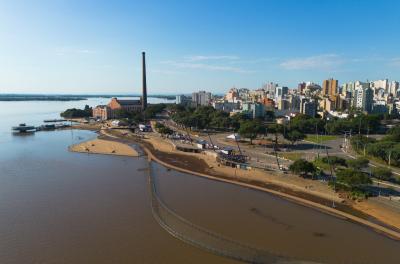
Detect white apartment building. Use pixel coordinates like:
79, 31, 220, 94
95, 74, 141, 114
355, 81, 370, 90
389, 81, 399, 95
192, 91, 212, 106
354, 86, 373, 113
370, 79, 389, 92
263, 82, 278, 99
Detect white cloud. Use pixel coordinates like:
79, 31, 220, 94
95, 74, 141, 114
151, 69, 182, 75
280, 54, 344, 70
162, 60, 250, 73
389, 58, 400, 67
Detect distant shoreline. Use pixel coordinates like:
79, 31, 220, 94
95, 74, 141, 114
0, 94, 177, 101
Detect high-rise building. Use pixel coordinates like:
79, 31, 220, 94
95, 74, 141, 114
342, 82, 355, 96
263, 82, 278, 99
238, 88, 250, 101
176, 95, 191, 105
298, 82, 306, 94
319, 98, 334, 112
275, 86, 288, 98
373, 101, 388, 114
370, 79, 389, 92
300, 98, 316, 117
277, 97, 290, 110
354, 85, 373, 113
322, 78, 338, 97
287, 94, 301, 111
389, 81, 399, 95
192, 91, 212, 106
212, 100, 240, 113
225, 88, 238, 102
304, 82, 321, 94
355, 81, 369, 90
242, 102, 265, 119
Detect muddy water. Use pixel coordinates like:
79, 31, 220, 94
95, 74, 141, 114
0, 129, 398, 263
154, 163, 399, 263
0, 130, 233, 264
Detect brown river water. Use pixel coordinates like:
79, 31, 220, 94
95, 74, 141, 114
0, 100, 398, 263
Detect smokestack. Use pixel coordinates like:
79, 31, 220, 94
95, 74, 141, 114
142, 51, 147, 110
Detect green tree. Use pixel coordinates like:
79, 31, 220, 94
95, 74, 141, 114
143, 103, 166, 119
210, 112, 231, 130
289, 159, 316, 178
155, 123, 173, 135
290, 114, 325, 134
229, 112, 249, 131
267, 124, 284, 145
336, 168, 372, 188
371, 167, 393, 181
321, 156, 347, 167
384, 125, 400, 141
284, 129, 305, 145
60, 105, 92, 118
238, 120, 265, 144
347, 157, 369, 169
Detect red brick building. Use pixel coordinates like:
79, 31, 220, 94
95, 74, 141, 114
92, 97, 142, 120
259, 97, 275, 111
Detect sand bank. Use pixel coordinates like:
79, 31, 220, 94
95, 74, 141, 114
69, 139, 138, 157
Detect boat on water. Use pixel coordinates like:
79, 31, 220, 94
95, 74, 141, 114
12, 123, 36, 133
37, 124, 56, 131
36, 123, 71, 131
43, 119, 66, 123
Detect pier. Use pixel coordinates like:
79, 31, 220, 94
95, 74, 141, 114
12, 124, 36, 133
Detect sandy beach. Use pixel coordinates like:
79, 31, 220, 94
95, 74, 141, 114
69, 138, 139, 157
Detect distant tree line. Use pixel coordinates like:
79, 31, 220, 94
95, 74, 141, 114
351, 126, 400, 167
60, 105, 92, 118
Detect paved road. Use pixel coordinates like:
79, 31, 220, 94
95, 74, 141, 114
164, 119, 400, 190
164, 120, 289, 170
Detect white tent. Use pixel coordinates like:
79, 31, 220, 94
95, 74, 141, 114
226, 134, 240, 140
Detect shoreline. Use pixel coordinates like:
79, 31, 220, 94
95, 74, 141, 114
137, 137, 400, 241
71, 126, 400, 240
69, 138, 139, 157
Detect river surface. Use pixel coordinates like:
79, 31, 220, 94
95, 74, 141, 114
0, 99, 399, 263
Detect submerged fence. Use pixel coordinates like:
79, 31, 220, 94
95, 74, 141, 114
146, 161, 298, 264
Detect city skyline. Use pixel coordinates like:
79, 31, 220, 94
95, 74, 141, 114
1, 0, 400, 94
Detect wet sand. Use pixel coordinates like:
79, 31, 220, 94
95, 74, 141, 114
69, 138, 139, 157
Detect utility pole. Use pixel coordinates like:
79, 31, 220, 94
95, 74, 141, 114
324, 129, 335, 208
363, 143, 366, 156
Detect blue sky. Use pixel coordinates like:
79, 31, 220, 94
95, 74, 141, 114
0, 0, 400, 94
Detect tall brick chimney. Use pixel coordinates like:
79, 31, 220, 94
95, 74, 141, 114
142, 51, 147, 110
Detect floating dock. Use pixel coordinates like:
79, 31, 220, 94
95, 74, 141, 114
12, 124, 36, 133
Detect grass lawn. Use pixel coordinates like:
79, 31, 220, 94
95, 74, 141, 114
306, 134, 338, 143
313, 158, 333, 170
278, 152, 304, 161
